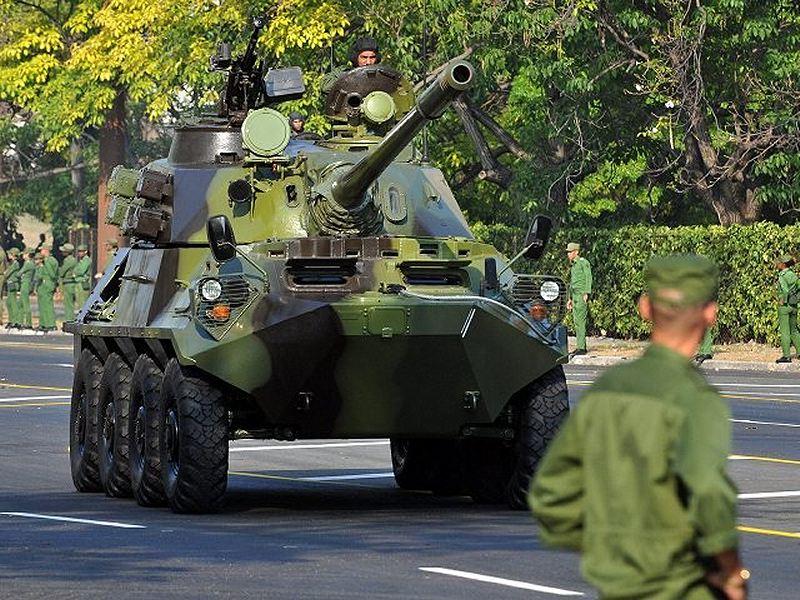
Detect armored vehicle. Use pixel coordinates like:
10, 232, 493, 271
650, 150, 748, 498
66, 19, 570, 513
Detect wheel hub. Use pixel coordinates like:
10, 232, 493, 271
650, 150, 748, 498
102, 401, 116, 460
165, 408, 180, 475
133, 404, 146, 470
74, 392, 87, 454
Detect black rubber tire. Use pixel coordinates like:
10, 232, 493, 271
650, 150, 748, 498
160, 359, 228, 514
130, 355, 167, 507
467, 366, 569, 510
97, 353, 133, 498
390, 439, 464, 494
69, 349, 104, 492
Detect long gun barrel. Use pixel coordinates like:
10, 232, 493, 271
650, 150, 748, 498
331, 60, 474, 208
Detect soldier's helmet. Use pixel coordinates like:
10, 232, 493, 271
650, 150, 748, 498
60, 243, 75, 254
349, 36, 380, 67
8, 247, 20, 257
77, 244, 88, 253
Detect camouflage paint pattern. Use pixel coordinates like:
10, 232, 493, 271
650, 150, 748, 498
65, 59, 568, 441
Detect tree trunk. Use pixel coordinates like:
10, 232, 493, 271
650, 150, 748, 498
70, 138, 86, 223
683, 132, 761, 225
97, 89, 127, 263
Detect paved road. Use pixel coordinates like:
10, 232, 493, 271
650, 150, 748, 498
0, 336, 797, 598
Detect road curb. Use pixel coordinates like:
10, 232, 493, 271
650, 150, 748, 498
568, 354, 800, 372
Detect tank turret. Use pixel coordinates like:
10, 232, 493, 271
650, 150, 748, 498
330, 60, 473, 208
306, 60, 473, 236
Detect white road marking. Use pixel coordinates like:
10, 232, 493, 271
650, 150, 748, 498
714, 383, 800, 389
299, 472, 394, 481
0, 395, 71, 403
738, 491, 800, 499
1, 512, 145, 529
732, 418, 800, 428
721, 391, 800, 398
229, 441, 389, 453
44, 363, 73, 368
419, 567, 584, 596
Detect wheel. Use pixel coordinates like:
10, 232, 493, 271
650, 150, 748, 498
160, 359, 228, 513
467, 366, 569, 510
70, 349, 104, 492
390, 439, 464, 494
130, 355, 167, 507
97, 353, 133, 497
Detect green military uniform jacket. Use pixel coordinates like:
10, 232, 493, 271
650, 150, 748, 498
19, 258, 35, 290
39, 256, 58, 289
569, 256, 592, 297
529, 344, 738, 600
5, 258, 20, 292
778, 267, 798, 305
74, 255, 92, 290
58, 254, 77, 285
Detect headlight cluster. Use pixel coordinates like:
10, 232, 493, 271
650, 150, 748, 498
200, 278, 223, 301
540, 281, 560, 302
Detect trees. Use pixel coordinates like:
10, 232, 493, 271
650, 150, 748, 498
523, 0, 800, 225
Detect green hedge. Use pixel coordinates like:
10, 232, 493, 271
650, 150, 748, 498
503, 223, 799, 345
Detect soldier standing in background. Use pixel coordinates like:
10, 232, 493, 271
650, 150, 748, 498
36, 246, 58, 332
566, 242, 592, 356
4, 247, 21, 329
58, 242, 78, 322
19, 248, 35, 329
530, 254, 747, 600
96, 239, 118, 280
775, 254, 800, 363
74, 244, 92, 309
695, 328, 714, 365
0, 245, 7, 325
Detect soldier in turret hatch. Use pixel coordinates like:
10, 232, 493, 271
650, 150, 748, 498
321, 36, 383, 94
288, 111, 306, 137
350, 36, 380, 67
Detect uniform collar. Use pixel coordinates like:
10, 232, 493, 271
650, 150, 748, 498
643, 343, 692, 368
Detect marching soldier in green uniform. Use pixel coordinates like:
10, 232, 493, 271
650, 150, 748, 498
58, 242, 78, 322
4, 248, 22, 329
695, 328, 714, 364
530, 254, 747, 600
566, 242, 592, 355
18, 248, 36, 329
36, 246, 59, 332
74, 244, 92, 309
775, 254, 800, 363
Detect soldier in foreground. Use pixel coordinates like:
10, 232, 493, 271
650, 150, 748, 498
18, 248, 35, 329
530, 254, 747, 600
775, 255, 800, 363
566, 242, 592, 356
74, 244, 92, 308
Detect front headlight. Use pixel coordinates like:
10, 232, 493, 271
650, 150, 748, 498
200, 278, 223, 301
540, 281, 560, 302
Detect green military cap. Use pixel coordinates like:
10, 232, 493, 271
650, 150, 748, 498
775, 254, 794, 267
645, 254, 719, 308
77, 244, 88, 252
566, 242, 580, 252
8, 247, 20, 256
59, 242, 75, 253
24, 247, 35, 255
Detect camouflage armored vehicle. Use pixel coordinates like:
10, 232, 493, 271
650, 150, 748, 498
66, 19, 570, 513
